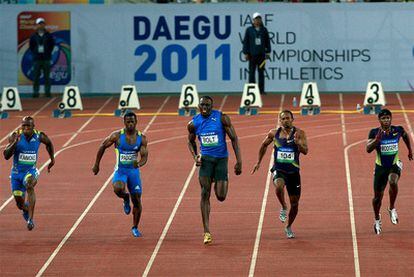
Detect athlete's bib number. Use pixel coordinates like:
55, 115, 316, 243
277, 151, 294, 163
120, 153, 137, 164
18, 153, 37, 165
201, 135, 219, 147
380, 143, 398, 155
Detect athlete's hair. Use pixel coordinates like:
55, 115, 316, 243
378, 108, 392, 119
22, 116, 34, 122
123, 111, 137, 121
200, 95, 213, 104
279, 110, 294, 119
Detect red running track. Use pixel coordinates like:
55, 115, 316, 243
0, 93, 412, 276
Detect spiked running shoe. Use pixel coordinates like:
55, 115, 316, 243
285, 226, 295, 239
123, 195, 131, 215
279, 208, 287, 223
203, 232, 212, 245
388, 208, 399, 225
27, 219, 35, 231
131, 227, 142, 237
373, 216, 382, 235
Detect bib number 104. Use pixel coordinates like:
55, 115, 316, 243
134, 44, 230, 81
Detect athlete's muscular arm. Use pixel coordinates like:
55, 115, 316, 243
3, 132, 19, 160
92, 131, 119, 175
401, 130, 413, 161
251, 129, 276, 174
367, 129, 383, 153
222, 114, 242, 175
135, 134, 148, 168
40, 132, 55, 172
294, 128, 308, 155
187, 121, 201, 166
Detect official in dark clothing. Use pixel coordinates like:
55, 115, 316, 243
242, 12, 271, 95
29, 18, 55, 98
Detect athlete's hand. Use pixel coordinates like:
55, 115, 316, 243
234, 161, 242, 175
294, 131, 300, 145
408, 151, 413, 161
194, 154, 202, 166
47, 158, 55, 173
133, 160, 139, 168
92, 164, 100, 175
11, 132, 20, 144
375, 128, 384, 142
251, 163, 260, 174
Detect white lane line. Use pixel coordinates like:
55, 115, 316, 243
0, 97, 56, 144
339, 94, 348, 146
219, 95, 228, 111
248, 94, 284, 277
36, 97, 170, 277
142, 165, 197, 277
396, 93, 414, 140
0, 98, 112, 212
62, 97, 113, 147
339, 94, 360, 277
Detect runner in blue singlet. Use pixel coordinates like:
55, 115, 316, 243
188, 96, 242, 244
3, 116, 55, 231
93, 112, 148, 237
366, 109, 412, 235
252, 110, 308, 239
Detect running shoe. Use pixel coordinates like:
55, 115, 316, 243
373, 216, 382, 235
279, 208, 287, 223
285, 226, 295, 239
203, 232, 212, 245
388, 208, 399, 225
27, 219, 35, 231
131, 227, 142, 237
123, 195, 131, 215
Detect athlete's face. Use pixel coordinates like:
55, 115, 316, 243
199, 98, 213, 117
279, 112, 293, 128
379, 115, 391, 129
21, 119, 34, 137
124, 116, 137, 132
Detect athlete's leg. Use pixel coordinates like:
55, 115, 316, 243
388, 173, 399, 210
372, 190, 384, 220
25, 175, 38, 221
372, 165, 387, 220
274, 178, 287, 210
213, 158, 229, 202
286, 195, 300, 228
113, 181, 128, 200
214, 180, 228, 202
13, 195, 27, 211
130, 193, 142, 228
200, 176, 212, 233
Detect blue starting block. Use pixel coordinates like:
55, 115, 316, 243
301, 106, 320, 116
114, 108, 132, 117
178, 108, 197, 116
53, 109, 72, 118
363, 105, 382, 115
1, 111, 9, 119
239, 107, 259, 115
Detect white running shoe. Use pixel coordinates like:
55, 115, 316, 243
285, 226, 295, 239
279, 208, 287, 223
373, 216, 382, 235
388, 208, 399, 225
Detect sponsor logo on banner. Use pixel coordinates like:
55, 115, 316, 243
17, 12, 71, 86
